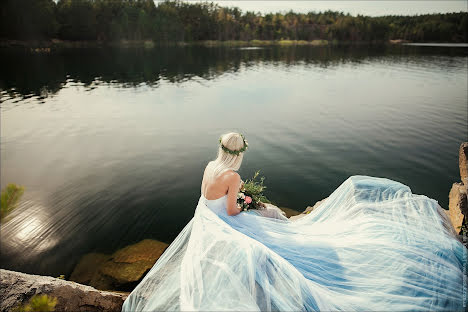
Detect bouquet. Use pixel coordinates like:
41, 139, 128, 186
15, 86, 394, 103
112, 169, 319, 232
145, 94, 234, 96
237, 170, 272, 211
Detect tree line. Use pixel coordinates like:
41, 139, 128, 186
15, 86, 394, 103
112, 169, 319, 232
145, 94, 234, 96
1, 0, 467, 43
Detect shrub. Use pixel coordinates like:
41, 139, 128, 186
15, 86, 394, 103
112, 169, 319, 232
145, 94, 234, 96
13, 294, 58, 312
1, 183, 25, 222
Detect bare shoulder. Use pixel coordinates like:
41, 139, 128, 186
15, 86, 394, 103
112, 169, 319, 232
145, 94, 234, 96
224, 170, 241, 182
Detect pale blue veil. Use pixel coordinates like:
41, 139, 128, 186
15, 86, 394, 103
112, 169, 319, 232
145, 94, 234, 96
122, 175, 467, 311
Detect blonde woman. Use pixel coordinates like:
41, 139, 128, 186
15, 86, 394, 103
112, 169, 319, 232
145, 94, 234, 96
200, 132, 286, 219
201, 132, 246, 216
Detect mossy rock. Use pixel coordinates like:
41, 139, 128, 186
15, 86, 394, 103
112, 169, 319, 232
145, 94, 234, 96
111, 239, 168, 263
99, 259, 156, 285
98, 239, 168, 289
70, 252, 110, 285
70, 239, 169, 291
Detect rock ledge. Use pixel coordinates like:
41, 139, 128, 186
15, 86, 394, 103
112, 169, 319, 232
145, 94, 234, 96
0, 269, 128, 312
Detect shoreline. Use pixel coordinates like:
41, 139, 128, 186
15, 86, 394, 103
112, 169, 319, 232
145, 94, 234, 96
0, 38, 446, 49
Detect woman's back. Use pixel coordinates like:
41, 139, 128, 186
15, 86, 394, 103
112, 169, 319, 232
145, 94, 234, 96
201, 161, 240, 200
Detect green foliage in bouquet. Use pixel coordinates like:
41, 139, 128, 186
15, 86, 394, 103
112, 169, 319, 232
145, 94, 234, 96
1, 183, 25, 222
243, 170, 271, 204
239, 170, 272, 211
13, 294, 58, 312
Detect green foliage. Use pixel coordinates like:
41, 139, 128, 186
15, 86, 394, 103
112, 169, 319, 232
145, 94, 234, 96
241, 170, 272, 205
1, 183, 25, 222
1, 0, 466, 43
0, 0, 58, 40
219, 134, 248, 155
13, 294, 58, 312
56, 0, 98, 40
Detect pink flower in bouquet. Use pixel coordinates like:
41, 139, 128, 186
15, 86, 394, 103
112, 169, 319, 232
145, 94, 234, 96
244, 196, 252, 204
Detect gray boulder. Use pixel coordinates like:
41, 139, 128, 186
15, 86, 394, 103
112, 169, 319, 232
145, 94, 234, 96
0, 269, 128, 312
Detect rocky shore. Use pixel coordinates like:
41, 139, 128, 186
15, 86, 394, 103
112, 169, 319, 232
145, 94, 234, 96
1, 142, 466, 311
0, 269, 128, 312
445, 142, 468, 248
0, 38, 411, 50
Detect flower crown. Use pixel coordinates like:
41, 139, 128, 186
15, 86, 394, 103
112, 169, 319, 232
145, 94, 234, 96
219, 134, 248, 156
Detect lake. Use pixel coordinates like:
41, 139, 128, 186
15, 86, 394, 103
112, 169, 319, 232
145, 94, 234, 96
1, 44, 467, 278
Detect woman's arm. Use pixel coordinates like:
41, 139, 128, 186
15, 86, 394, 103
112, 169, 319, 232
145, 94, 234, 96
226, 172, 242, 216
200, 162, 209, 195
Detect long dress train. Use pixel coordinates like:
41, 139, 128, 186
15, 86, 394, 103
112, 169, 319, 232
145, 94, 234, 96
121, 175, 467, 311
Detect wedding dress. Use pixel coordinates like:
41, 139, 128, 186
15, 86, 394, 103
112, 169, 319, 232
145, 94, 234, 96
121, 175, 467, 311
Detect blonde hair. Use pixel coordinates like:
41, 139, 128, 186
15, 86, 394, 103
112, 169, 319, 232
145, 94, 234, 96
208, 132, 246, 180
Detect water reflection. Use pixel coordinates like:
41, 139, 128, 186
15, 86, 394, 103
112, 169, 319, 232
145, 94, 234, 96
1, 45, 466, 102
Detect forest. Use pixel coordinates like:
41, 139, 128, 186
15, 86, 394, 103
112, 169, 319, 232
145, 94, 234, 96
1, 0, 467, 43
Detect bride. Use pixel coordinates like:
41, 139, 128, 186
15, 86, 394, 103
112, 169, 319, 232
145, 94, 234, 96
122, 132, 467, 311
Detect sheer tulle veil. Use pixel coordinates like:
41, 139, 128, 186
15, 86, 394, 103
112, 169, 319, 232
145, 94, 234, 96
122, 173, 467, 311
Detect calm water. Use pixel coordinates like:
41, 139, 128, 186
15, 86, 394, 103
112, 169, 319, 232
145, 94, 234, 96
1, 44, 467, 277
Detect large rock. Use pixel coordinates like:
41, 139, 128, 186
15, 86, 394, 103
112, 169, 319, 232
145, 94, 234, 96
70, 252, 110, 286
460, 142, 468, 187
99, 239, 168, 287
0, 269, 128, 312
445, 182, 467, 234
70, 239, 168, 291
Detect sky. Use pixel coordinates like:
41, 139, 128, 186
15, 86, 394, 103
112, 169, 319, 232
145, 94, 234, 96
156, 1, 468, 16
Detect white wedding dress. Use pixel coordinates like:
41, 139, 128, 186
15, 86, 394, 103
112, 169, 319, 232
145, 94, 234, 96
122, 175, 467, 311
